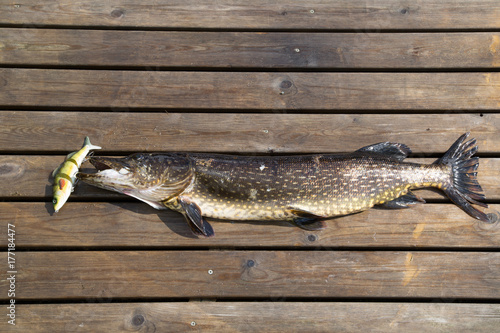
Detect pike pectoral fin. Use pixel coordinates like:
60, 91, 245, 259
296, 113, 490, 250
378, 191, 426, 209
178, 196, 214, 237
356, 142, 411, 161
289, 208, 326, 231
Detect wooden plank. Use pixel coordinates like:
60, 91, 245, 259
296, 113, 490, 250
1, 112, 498, 154
6, 302, 500, 332
0, 0, 499, 30
1, 202, 498, 248
2, 29, 500, 69
1, 250, 499, 300
2, 69, 500, 110
1, 155, 497, 200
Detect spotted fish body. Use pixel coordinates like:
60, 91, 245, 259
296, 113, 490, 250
52, 137, 101, 213
78, 133, 488, 237
165, 154, 447, 221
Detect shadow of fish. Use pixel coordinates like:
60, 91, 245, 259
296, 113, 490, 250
77, 133, 488, 237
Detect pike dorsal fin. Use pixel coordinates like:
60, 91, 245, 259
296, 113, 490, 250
356, 142, 412, 161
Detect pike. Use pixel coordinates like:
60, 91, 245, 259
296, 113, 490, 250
52, 137, 101, 213
77, 133, 489, 237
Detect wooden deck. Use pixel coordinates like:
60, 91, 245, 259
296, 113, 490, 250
1, 1, 500, 331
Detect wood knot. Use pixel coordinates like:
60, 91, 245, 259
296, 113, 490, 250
110, 9, 125, 18
0, 160, 25, 179
487, 213, 499, 224
280, 80, 293, 89
132, 314, 145, 326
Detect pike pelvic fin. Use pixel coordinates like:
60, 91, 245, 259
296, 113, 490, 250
356, 142, 411, 161
436, 132, 489, 222
377, 191, 426, 209
179, 196, 215, 237
289, 208, 326, 230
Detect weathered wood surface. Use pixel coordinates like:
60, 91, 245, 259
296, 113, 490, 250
1, 0, 499, 30
2, 29, 500, 69
2, 69, 500, 110
1, 112, 498, 153
1, 155, 498, 200
1, 0, 499, 329
3, 302, 499, 333
1, 250, 499, 300
1, 202, 498, 248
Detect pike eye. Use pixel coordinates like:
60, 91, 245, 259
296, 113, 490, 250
53, 199, 57, 204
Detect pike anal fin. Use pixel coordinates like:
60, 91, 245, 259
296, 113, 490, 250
178, 196, 214, 237
377, 191, 426, 209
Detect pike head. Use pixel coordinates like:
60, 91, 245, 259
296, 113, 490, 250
77, 153, 193, 209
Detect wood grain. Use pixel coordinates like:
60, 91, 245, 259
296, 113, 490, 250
1, 155, 497, 200
0, 0, 499, 30
1, 0, 499, 328
2, 69, 500, 110
2, 29, 500, 69
1, 250, 499, 300
1, 202, 498, 248
0, 112, 498, 153
5, 302, 499, 333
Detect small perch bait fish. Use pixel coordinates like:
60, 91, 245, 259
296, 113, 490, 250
52, 137, 101, 213
77, 133, 488, 237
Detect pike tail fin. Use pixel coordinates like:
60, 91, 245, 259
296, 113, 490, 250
83, 136, 102, 150
436, 133, 489, 222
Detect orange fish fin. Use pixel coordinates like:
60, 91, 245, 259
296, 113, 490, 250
58, 179, 67, 190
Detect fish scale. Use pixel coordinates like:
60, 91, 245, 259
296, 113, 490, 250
169, 154, 448, 221
78, 133, 489, 237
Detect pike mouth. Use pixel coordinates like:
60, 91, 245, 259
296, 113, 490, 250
77, 155, 174, 210
77, 157, 132, 185
90, 158, 114, 172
